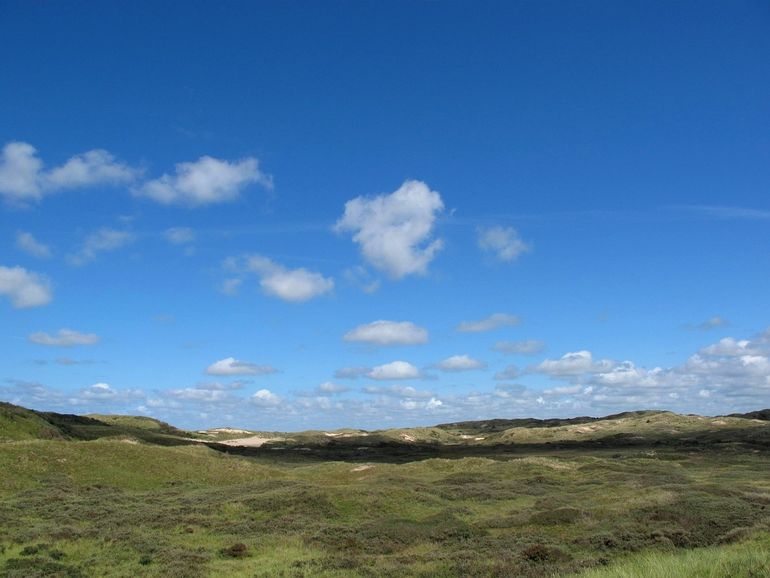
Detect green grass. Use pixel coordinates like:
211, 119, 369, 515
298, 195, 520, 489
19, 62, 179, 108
1, 403, 769, 576
575, 532, 770, 577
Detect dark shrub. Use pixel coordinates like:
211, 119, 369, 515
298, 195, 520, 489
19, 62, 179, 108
520, 543, 569, 563
221, 543, 248, 558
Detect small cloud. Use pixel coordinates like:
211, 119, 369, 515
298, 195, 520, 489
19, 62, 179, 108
224, 254, 333, 302
335, 180, 445, 279
68, 228, 134, 266
362, 384, 433, 398
477, 225, 531, 262
532, 350, 613, 377
28, 329, 100, 347
15, 231, 52, 259
55, 357, 94, 366
251, 388, 281, 407
457, 313, 520, 333
492, 339, 546, 355
0, 141, 138, 206
316, 381, 350, 395
135, 155, 271, 206
367, 361, 422, 380
0, 265, 52, 308
494, 364, 520, 380
45, 149, 138, 190
685, 316, 730, 331
220, 278, 243, 296
205, 357, 277, 376
434, 354, 486, 372
164, 227, 196, 245
343, 320, 428, 346
334, 366, 370, 380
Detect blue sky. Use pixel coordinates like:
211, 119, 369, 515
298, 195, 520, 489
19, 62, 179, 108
1, 1, 769, 430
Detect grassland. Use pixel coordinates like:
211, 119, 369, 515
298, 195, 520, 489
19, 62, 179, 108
1, 402, 769, 577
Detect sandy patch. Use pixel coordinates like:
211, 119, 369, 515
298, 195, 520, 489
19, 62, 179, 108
351, 464, 374, 472
206, 428, 255, 435
401, 434, 416, 442
218, 436, 283, 447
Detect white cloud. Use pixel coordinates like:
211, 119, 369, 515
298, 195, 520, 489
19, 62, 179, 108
435, 354, 486, 372
494, 364, 520, 380
135, 155, 271, 206
28, 329, 100, 347
45, 149, 137, 190
164, 227, 195, 245
401, 397, 443, 411
688, 316, 730, 331
316, 381, 350, 394
343, 320, 428, 346
251, 388, 281, 407
699, 337, 760, 357
76, 382, 143, 403
333, 366, 370, 379
367, 361, 422, 380
168, 387, 230, 403
0, 142, 137, 205
0, 265, 53, 308
68, 228, 134, 266
224, 254, 334, 302
457, 313, 521, 333
492, 339, 546, 355
205, 357, 277, 376
15, 231, 52, 259
0, 142, 43, 202
362, 384, 434, 398
477, 226, 531, 262
220, 278, 243, 296
335, 180, 444, 279
533, 350, 613, 377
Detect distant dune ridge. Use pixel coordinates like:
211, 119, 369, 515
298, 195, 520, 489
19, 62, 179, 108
1, 400, 768, 448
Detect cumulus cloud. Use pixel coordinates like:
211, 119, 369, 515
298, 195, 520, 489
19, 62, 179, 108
492, 339, 546, 355
335, 180, 445, 279
164, 227, 196, 245
28, 329, 100, 347
68, 228, 134, 266
316, 381, 350, 395
435, 354, 486, 372
343, 320, 428, 346
494, 364, 520, 380
456, 313, 520, 333
251, 388, 281, 407
0, 265, 53, 308
224, 254, 334, 302
75, 382, 144, 403
699, 337, 761, 357
401, 397, 443, 411
362, 384, 434, 398
367, 361, 422, 380
0, 142, 137, 205
15, 231, 52, 258
533, 350, 614, 377
135, 155, 271, 206
334, 366, 370, 379
46, 149, 137, 190
477, 225, 531, 262
205, 357, 277, 376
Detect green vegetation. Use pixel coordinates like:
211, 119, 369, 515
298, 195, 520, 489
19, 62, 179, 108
1, 403, 769, 576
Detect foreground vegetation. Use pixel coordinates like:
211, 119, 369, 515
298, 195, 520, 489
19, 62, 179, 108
1, 402, 769, 577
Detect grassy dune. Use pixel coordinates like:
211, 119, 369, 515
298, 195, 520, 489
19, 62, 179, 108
1, 403, 769, 576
